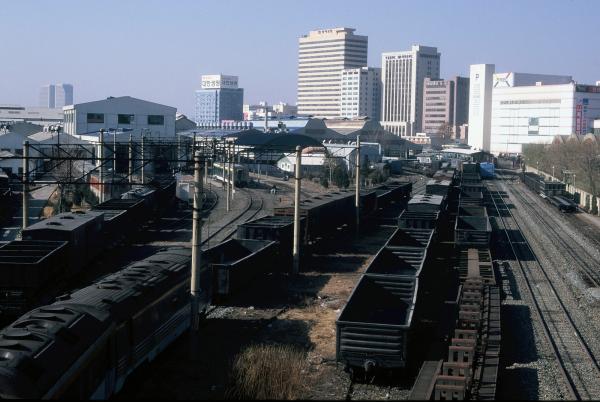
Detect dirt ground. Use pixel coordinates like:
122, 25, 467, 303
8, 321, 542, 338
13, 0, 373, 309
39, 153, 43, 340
116, 220, 399, 400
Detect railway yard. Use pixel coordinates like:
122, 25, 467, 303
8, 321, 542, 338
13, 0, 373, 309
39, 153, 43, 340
0, 164, 599, 400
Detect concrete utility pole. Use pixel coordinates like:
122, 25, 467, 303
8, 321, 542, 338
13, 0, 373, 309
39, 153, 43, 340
230, 143, 235, 200
190, 151, 203, 331
128, 133, 133, 185
292, 145, 302, 275
111, 131, 117, 199
225, 141, 230, 212
355, 136, 361, 236
99, 129, 104, 203
264, 102, 269, 132
113, 131, 117, 172
22, 141, 29, 229
177, 134, 181, 171
140, 133, 145, 184
205, 158, 209, 185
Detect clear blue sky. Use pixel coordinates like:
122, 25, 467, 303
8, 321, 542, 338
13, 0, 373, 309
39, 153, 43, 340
2, 0, 599, 116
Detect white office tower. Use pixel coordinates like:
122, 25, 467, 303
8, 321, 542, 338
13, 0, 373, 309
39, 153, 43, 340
340, 67, 381, 120
381, 45, 440, 137
468, 64, 495, 151
297, 28, 368, 118
54, 84, 74, 107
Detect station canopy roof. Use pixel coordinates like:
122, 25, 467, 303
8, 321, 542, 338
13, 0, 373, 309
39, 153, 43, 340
182, 128, 323, 150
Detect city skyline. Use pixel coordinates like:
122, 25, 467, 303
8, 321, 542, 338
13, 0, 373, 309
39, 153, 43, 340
1, 0, 599, 117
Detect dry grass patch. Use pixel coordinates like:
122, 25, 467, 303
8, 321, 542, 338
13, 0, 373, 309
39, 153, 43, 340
228, 343, 308, 400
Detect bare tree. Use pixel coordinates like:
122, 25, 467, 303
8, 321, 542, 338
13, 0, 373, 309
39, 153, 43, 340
437, 122, 454, 141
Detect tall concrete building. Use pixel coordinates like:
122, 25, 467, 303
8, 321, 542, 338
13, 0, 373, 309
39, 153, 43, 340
421, 76, 469, 136
381, 45, 440, 137
39, 85, 56, 108
194, 74, 243, 125
55, 84, 73, 108
340, 67, 381, 120
453, 76, 470, 128
39, 83, 73, 108
297, 27, 368, 119
422, 78, 453, 135
468, 64, 495, 151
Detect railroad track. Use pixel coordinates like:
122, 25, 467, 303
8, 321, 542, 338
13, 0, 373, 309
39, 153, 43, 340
487, 180, 600, 400
498, 175, 600, 288
202, 188, 264, 247
148, 188, 220, 234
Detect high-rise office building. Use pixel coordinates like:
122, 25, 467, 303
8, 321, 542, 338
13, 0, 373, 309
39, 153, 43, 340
340, 67, 381, 120
422, 78, 453, 135
39, 85, 56, 108
55, 84, 73, 108
381, 45, 440, 137
194, 74, 243, 125
381, 45, 441, 136
39, 83, 73, 108
297, 27, 368, 118
453, 76, 470, 129
421, 76, 469, 136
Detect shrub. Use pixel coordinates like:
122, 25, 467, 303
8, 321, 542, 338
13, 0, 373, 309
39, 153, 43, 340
227, 343, 307, 400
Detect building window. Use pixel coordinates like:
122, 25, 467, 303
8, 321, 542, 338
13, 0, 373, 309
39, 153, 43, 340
148, 115, 164, 125
118, 114, 134, 124
87, 113, 104, 123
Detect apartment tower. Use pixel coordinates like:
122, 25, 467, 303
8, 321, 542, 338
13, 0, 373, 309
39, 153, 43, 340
297, 27, 368, 118
381, 45, 440, 136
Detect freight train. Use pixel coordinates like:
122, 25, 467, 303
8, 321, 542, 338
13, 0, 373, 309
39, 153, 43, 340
0, 177, 176, 318
0, 179, 413, 399
337, 167, 497, 386
521, 171, 578, 213
337, 170, 456, 377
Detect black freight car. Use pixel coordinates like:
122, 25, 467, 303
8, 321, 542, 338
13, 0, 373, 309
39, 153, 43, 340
148, 176, 177, 210
398, 194, 445, 230
336, 274, 419, 374
0, 240, 68, 315
461, 173, 482, 184
208, 238, 277, 299
425, 179, 451, 197
454, 215, 491, 247
121, 186, 159, 214
274, 190, 356, 243
235, 215, 306, 263
21, 210, 104, 274
91, 198, 148, 236
522, 172, 566, 197
337, 227, 434, 374
547, 195, 577, 213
